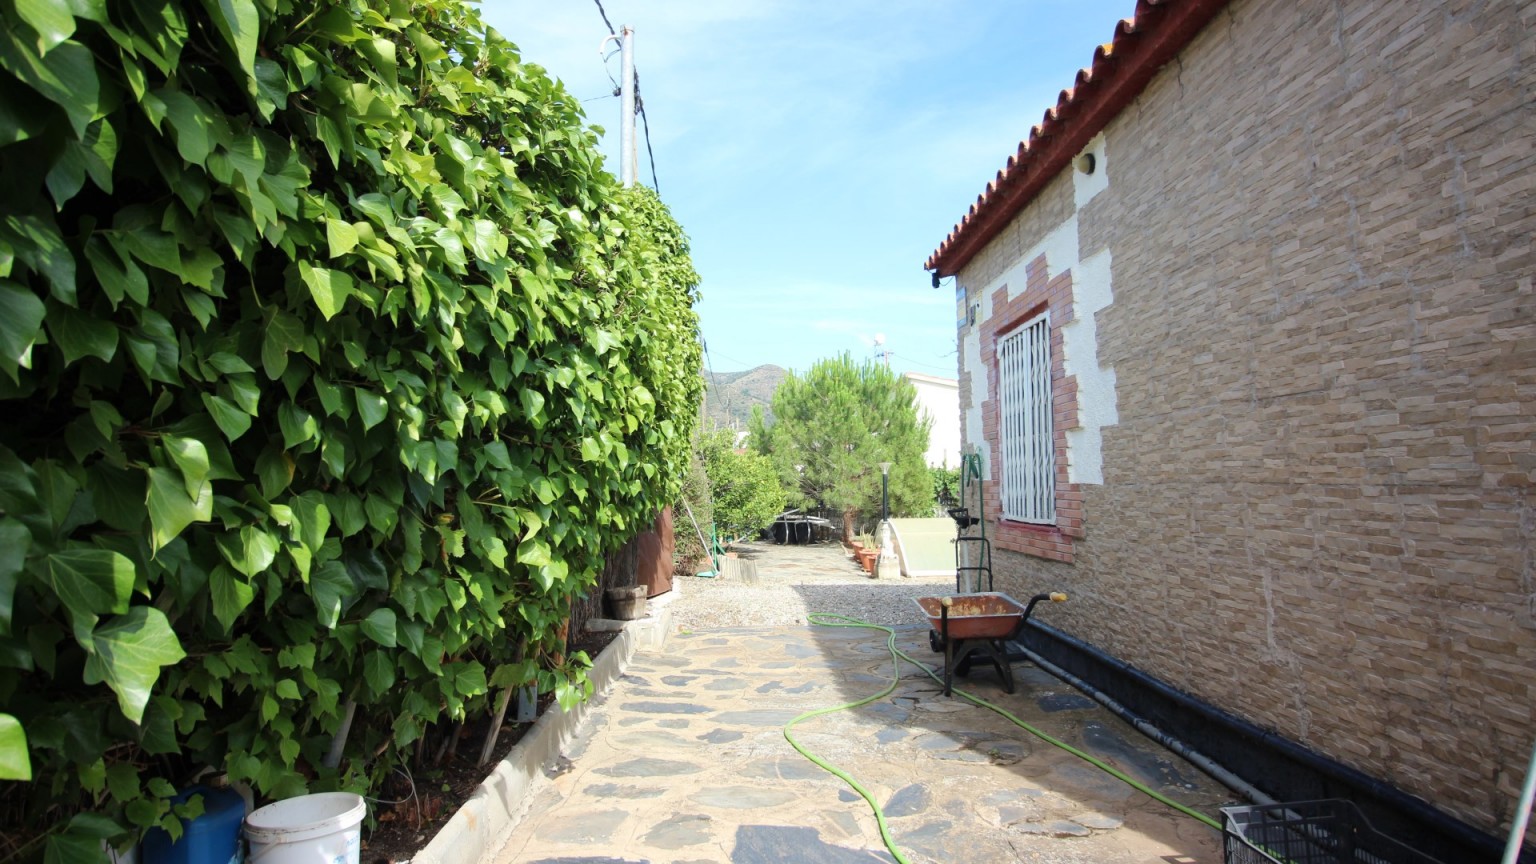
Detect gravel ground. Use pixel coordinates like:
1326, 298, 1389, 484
669, 539, 955, 630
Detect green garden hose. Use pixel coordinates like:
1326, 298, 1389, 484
785, 613, 1221, 864
783, 615, 914, 863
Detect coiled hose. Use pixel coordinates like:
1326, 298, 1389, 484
783, 613, 1222, 864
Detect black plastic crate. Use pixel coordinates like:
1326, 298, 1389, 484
1222, 799, 1447, 864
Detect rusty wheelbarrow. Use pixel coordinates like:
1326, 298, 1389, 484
913, 592, 1066, 697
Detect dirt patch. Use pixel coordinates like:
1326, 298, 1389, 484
360, 628, 620, 864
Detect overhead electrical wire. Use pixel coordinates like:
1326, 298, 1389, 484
637, 96, 660, 194
591, 0, 617, 35
701, 336, 733, 423
893, 353, 960, 375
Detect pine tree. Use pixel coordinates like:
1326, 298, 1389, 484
754, 354, 931, 541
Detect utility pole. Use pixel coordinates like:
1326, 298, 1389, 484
600, 27, 638, 187
619, 26, 636, 187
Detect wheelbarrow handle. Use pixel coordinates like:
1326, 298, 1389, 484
940, 597, 954, 697
1020, 591, 1068, 623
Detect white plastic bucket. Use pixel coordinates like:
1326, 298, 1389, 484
244, 792, 365, 864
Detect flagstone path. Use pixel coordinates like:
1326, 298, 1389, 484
493, 550, 1231, 863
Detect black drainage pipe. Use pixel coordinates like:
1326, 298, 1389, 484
1015, 620, 1528, 864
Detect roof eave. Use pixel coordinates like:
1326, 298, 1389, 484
926, 0, 1232, 278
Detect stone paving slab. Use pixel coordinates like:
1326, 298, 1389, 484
492, 621, 1233, 864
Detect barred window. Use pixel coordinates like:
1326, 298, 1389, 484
996, 312, 1054, 524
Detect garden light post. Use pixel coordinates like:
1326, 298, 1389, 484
880, 462, 891, 523
877, 462, 898, 579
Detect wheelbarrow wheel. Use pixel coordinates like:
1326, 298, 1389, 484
928, 630, 944, 653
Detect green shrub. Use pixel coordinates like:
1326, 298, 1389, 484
931, 464, 960, 513
0, 0, 700, 857
699, 429, 783, 542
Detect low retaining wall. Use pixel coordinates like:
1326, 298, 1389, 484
411, 591, 677, 864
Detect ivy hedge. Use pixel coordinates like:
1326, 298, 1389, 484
0, 0, 702, 858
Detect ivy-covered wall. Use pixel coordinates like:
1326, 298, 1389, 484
0, 0, 701, 857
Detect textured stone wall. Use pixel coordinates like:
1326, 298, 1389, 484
954, 0, 1535, 836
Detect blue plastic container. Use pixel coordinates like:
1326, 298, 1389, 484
140, 785, 246, 864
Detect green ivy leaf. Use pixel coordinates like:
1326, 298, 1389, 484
138, 698, 178, 755
453, 662, 486, 697
82, 607, 187, 723
48, 303, 118, 364
519, 389, 545, 425
44, 831, 101, 864
261, 310, 304, 380
0, 520, 28, 636
43, 548, 133, 624
538, 559, 568, 590
298, 261, 353, 320
146, 466, 212, 552
15, 0, 76, 55
201, 393, 252, 441
309, 561, 351, 628
482, 536, 507, 569
156, 89, 213, 165
224, 374, 261, 415
343, 547, 385, 589
0, 280, 46, 382
291, 491, 330, 552
0, 32, 99, 138
84, 237, 148, 308
47, 118, 117, 203
216, 526, 277, 578
326, 219, 357, 257
590, 329, 618, 356
86, 462, 144, 531
354, 388, 387, 430
277, 643, 314, 669
252, 56, 287, 119
255, 446, 293, 498
363, 493, 397, 535
363, 650, 394, 698
0, 713, 29, 780
162, 436, 210, 499
129, 310, 180, 384
488, 659, 534, 689
199, 0, 259, 80
515, 537, 550, 568
466, 219, 503, 261
360, 607, 396, 647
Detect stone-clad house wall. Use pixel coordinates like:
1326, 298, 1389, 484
953, 0, 1534, 837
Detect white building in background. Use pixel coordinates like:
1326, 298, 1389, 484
903, 372, 959, 469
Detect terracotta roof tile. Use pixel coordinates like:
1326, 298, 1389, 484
925, 0, 1232, 276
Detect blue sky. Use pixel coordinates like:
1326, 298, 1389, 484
481, 1, 1137, 378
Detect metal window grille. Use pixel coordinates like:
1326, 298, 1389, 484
997, 312, 1054, 524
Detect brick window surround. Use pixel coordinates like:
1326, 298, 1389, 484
978, 253, 1084, 563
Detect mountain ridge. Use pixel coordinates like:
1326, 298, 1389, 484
702, 364, 786, 431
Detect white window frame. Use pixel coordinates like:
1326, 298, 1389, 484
996, 311, 1055, 524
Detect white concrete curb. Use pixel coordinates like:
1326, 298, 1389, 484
409, 591, 676, 864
